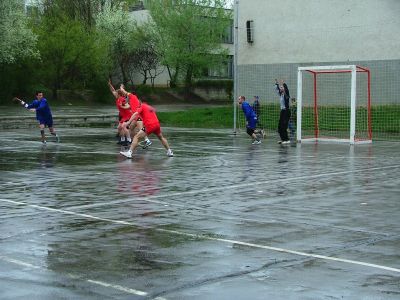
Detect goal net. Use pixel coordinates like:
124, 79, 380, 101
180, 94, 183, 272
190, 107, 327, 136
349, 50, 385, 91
297, 65, 372, 144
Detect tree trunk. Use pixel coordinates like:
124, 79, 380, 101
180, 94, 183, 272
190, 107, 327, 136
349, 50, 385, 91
167, 65, 178, 88
120, 62, 128, 86
142, 70, 148, 85
184, 65, 193, 99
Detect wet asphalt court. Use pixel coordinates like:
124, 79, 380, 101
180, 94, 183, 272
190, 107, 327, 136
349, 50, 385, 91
0, 127, 399, 300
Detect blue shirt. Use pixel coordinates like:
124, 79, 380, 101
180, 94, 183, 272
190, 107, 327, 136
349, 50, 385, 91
241, 101, 257, 128
27, 98, 53, 122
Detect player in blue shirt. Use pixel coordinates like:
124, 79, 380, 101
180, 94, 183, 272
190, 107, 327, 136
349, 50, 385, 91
238, 96, 261, 144
14, 91, 59, 144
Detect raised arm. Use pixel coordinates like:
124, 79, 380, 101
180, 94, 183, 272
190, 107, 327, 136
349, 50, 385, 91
274, 79, 281, 96
108, 79, 118, 99
283, 82, 290, 98
119, 84, 128, 96
13, 97, 29, 109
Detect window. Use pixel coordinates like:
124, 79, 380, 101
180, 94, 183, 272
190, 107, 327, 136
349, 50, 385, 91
222, 20, 234, 44
205, 55, 233, 79
246, 20, 254, 43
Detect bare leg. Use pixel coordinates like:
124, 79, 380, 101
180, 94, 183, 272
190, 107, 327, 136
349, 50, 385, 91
49, 126, 60, 142
39, 124, 46, 143
156, 133, 171, 150
130, 130, 146, 152
117, 123, 124, 141
136, 120, 150, 142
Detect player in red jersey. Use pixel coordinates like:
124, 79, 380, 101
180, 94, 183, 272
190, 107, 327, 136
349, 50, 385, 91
120, 85, 152, 148
120, 102, 173, 158
115, 90, 133, 145
108, 80, 132, 145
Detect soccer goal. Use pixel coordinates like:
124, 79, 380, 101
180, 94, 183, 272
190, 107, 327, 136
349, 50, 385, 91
296, 65, 372, 144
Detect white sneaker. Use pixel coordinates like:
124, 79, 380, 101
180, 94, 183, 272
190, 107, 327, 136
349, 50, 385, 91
166, 149, 174, 157
252, 139, 261, 145
142, 139, 152, 149
282, 140, 291, 144
120, 150, 132, 158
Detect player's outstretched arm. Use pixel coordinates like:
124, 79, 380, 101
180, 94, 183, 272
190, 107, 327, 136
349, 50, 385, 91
119, 84, 128, 96
108, 79, 118, 99
13, 97, 29, 108
123, 111, 139, 128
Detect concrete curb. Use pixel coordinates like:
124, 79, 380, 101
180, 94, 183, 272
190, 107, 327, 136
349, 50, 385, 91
0, 114, 118, 129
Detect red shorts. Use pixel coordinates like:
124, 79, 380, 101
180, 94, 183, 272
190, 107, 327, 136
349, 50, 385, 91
119, 117, 130, 124
144, 122, 161, 136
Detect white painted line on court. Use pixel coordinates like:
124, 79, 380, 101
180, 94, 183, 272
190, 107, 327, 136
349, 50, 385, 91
1, 198, 399, 275
0, 254, 165, 299
0, 255, 41, 269
158, 229, 400, 274
86, 279, 148, 296
71, 164, 400, 210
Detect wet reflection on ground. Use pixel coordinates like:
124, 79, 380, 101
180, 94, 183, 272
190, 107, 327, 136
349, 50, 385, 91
1, 127, 399, 299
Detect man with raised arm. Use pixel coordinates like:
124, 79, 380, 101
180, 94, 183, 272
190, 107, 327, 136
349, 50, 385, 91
119, 84, 152, 149
108, 79, 133, 145
275, 79, 291, 144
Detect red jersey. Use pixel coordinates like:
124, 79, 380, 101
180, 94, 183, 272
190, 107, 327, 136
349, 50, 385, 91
116, 96, 132, 122
127, 93, 141, 112
135, 103, 161, 135
136, 102, 159, 127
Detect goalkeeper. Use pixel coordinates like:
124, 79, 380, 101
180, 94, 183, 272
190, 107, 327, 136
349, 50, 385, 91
238, 96, 261, 145
13, 91, 59, 144
275, 79, 291, 144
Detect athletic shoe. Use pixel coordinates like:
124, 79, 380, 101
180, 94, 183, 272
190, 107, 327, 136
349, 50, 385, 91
282, 140, 290, 144
142, 139, 152, 149
166, 149, 174, 157
42, 140, 47, 145
277, 140, 282, 144
120, 150, 132, 158
252, 140, 261, 145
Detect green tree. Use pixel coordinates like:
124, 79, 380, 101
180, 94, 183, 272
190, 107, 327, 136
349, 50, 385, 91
33, 13, 109, 99
130, 24, 163, 86
0, 0, 39, 64
147, 0, 232, 90
0, 0, 40, 103
96, 2, 138, 85
40, 0, 141, 28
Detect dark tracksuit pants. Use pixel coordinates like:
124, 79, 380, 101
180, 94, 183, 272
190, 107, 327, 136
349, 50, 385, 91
278, 109, 291, 141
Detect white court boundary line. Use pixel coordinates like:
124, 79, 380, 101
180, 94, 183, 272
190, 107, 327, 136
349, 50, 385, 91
0, 254, 166, 300
1, 198, 399, 274
71, 164, 400, 210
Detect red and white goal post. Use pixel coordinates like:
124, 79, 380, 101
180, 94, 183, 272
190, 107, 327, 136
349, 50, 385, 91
296, 65, 372, 144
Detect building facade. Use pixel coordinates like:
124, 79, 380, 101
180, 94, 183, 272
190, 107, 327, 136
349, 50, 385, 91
236, 0, 400, 105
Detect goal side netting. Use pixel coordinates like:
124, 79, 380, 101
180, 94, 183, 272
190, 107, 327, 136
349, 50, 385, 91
297, 65, 372, 144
